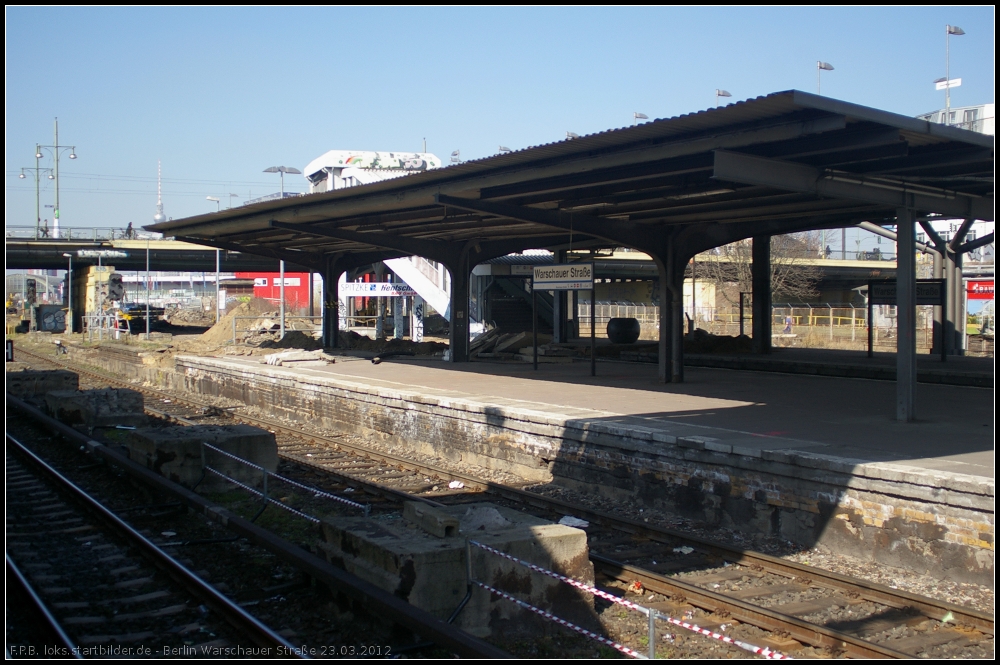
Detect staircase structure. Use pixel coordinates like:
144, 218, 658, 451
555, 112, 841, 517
304, 150, 476, 326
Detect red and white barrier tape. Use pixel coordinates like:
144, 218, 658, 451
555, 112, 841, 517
469, 540, 647, 612
203, 442, 366, 510
657, 614, 791, 660
469, 540, 789, 659
474, 580, 646, 659
205, 466, 320, 523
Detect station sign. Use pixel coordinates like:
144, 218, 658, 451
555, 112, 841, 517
341, 282, 418, 297
532, 263, 594, 291
869, 279, 945, 306
77, 249, 129, 259
967, 280, 994, 300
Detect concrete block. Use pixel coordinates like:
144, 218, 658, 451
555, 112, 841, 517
45, 388, 147, 429
317, 503, 595, 638
6, 369, 78, 397
403, 501, 460, 538
703, 440, 734, 454
126, 424, 277, 489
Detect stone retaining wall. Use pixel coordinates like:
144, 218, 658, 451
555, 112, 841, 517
74, 346, 994, 586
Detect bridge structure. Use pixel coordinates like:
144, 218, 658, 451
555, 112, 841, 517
4, 227, 308, 273
148, 91, 993, 421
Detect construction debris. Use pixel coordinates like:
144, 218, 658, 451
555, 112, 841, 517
261, 349, 333, 366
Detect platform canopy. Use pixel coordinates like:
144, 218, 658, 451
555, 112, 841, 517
148, 90, 994, 379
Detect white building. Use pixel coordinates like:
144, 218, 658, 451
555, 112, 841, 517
304, 150, 444, 193
916, 103, 994, 135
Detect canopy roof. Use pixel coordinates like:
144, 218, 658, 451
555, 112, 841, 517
149, 90, 993, 270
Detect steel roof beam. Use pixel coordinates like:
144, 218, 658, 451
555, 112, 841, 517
176, 236, 323, 272
713, 150, 993, 221
271, 221, 462, 261
956, 232, 994, 255
436, 194, 652, 252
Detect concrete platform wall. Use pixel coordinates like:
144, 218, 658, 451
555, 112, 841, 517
67, 345, 993, 586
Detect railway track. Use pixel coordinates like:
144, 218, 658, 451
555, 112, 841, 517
12, 345, 995, 658
5, 433, 297, 658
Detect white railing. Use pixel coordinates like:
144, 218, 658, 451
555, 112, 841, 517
5, 225, 162, 241
83, 314, 131, 342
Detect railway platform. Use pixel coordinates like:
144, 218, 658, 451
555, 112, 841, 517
173, 347, 994, 586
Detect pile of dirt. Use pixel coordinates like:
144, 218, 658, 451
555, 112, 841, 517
336, 330, 447, 355
683, 329, 752, 354
200, 298, 279, 346
258, 331, 323, 350
164, 307, 217, 327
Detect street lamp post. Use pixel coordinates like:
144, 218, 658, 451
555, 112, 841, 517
945, 25, 966, 125
18, 145, 55, 238
62, 253, 73, 333
817, 61, 834, 94
263, 166, 302, 197
206, 196, 221, 212
715, 89, 732, 107
633, 112, 648, 127
215, 249, 221, 324
36, 118, 77, 238
279, 260, 286, 340
146, 237, 151, 339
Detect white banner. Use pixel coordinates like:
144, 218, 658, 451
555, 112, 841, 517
341, 282, 417, 297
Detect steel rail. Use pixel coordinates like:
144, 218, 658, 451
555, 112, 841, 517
5, 553, 81, 658
592, 554, 910, 659
6, 432, 302, 655
6, 393, 511, 660
17, 348, 993, 637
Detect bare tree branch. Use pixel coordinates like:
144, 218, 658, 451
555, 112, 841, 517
699, 232, 821, 306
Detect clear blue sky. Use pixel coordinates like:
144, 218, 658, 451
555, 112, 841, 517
5, 6, 995, 230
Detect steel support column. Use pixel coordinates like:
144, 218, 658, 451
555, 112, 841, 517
322, 259, 341, 349
751, 235, 772, 354
668, 254, 685, 383
552, 250, 567, 343
656, 258, 671, 383
895, 208, 916, 422
445, 251, 472, 362
375, 263, 385, 341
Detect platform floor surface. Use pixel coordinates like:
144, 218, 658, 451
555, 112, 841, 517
274, 347, 994, 481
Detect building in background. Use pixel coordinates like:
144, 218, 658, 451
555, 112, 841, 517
916, 103, 995, 135
304, 150, 443, 193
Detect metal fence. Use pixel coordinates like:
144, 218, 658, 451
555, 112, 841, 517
576, 301, 944, 352
5, 225, 161, 241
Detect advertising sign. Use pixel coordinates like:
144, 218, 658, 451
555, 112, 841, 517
254, 277, 268, 287
341, 282, 418, 297
77, 250, 129, 258
967, 280, 994, 300
532, 263, 594, 291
